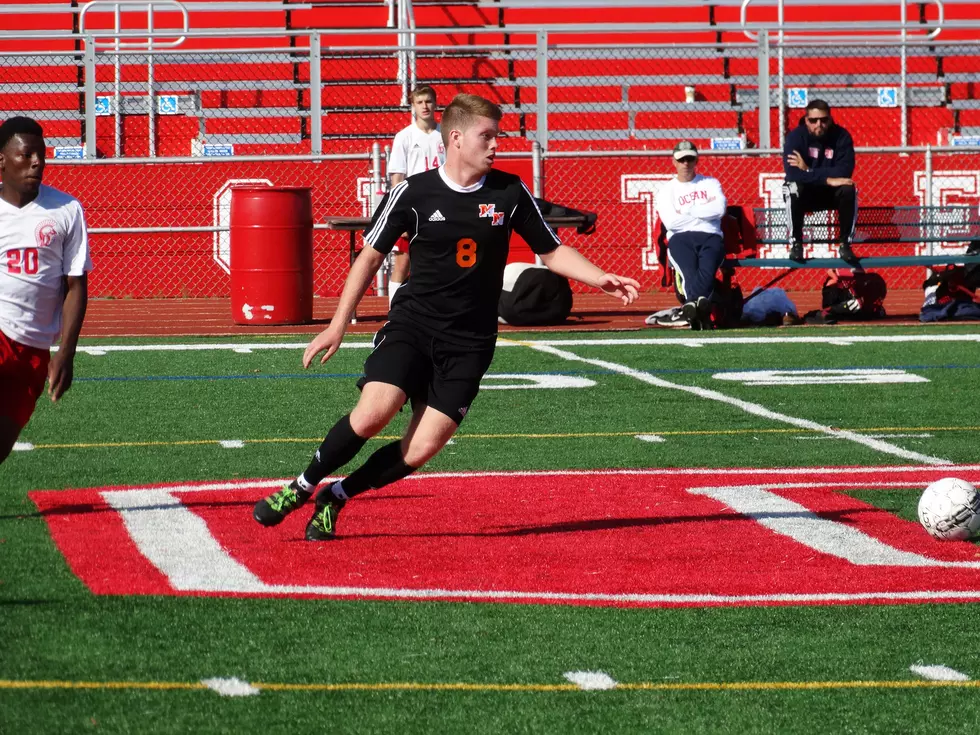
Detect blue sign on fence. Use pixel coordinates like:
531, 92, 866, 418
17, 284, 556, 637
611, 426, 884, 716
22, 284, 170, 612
157, 95, 180, 115
710, 137, 744, 150
202, 144, 235, 157
94, 96, 112, 116
877, 87, 898, 107
951, 135, 980, 147
787, 88, 808, 108
53, 146, 85, 159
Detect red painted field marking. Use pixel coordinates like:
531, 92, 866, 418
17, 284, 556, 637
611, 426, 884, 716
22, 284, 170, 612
30, 467, 980, 608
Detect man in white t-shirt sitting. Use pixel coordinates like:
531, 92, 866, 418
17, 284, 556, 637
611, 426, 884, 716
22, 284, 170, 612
386, 84, 446, 305
655, 140, 727, 330
0, 117, 92, 465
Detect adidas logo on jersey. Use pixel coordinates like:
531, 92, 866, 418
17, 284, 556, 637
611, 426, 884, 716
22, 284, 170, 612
428, 210, 446, 222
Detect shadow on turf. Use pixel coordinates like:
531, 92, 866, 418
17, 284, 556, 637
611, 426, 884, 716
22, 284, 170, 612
20, 495, 428, 519
350, 507, 880, 538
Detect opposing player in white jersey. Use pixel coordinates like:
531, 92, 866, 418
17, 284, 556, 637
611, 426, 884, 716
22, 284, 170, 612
0, 117, 92, 465
386, 85, 446, 305
655, 140, 727, 330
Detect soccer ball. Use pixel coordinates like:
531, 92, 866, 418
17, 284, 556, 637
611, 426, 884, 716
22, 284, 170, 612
917, 477, 980, 541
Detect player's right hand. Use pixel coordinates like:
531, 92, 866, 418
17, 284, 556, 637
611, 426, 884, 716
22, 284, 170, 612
303, 326, 344, 368
826, 177, 855, 187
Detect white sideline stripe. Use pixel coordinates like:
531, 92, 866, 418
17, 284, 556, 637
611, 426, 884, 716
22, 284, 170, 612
564, 671, 618, 691
689, 484, 980, 568
528, 343, 951, 467
795, 433, 934, 441
219, 440, 245, 449
635, 434, 665, 443
101, 475, 980, 605
60, 333, 980, 354
12, 442, 34, 451
102, 490, 267, 593
200, 677, 260, 696
87, 466, 980, 495
909, 665, 970, 682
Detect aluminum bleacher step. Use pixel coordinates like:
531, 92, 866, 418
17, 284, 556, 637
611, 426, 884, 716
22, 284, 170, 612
738, 86, 945, 108
726, 255, 980, 268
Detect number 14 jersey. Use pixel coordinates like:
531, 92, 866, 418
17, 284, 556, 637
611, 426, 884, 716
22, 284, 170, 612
364, 166, 561, 347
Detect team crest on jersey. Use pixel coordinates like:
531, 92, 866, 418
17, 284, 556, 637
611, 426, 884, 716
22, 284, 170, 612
35, 220, 58, 248
479, 204, 505, 226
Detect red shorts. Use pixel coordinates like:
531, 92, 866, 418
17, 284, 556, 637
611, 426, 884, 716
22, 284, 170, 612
0, 329, 50, 430
391, 235, 410, 254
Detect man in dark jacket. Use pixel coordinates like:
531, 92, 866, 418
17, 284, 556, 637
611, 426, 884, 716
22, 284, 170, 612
782, 99, 857, 262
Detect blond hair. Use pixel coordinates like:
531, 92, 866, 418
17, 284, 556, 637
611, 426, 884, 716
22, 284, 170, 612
441, 93, 502, 148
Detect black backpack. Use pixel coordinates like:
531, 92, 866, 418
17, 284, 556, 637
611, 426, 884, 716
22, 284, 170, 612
821, 271, 887, 319
498, 263, 573, 326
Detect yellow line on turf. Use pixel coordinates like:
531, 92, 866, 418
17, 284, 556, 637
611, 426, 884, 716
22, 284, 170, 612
19, 426, 980, 451
1, 678, 978, 693
0, 680, 205, 690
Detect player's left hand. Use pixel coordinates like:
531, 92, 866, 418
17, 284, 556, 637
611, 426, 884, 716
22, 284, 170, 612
787, 151, 809, 171
597, 273, 641, 305
47, 352, 74, 402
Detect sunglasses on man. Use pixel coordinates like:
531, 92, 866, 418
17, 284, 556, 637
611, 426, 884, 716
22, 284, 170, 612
806, 116, 830, 125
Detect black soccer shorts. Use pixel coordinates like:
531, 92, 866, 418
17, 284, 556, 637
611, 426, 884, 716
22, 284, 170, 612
358, 322, 495, 425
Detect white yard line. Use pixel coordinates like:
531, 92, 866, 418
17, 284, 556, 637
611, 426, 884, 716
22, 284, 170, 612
103, 490, 267, 593
795, 433, 934, 441
528, 343, 951, 467
563, 671, 618, 690
200, 677, 260, 696
92, 467, 980, 495
909, 665, 971, 682
62, 333, 980, 354
690, 483, 980, 568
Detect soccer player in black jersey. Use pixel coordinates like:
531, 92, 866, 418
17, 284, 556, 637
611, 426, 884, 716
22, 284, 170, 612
254, 93, 640, 540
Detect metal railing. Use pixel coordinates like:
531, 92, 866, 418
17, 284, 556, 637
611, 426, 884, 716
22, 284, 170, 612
3, 12, 980, 157
41, 144, 980, 298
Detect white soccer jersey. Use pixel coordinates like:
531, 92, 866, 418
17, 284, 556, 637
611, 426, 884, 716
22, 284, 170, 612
0, 184, 92, 349
388, 124, 445, 178
655, 173, 727, 240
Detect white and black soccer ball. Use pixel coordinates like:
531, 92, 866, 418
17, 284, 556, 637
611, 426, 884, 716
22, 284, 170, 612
917, 477, 980, 541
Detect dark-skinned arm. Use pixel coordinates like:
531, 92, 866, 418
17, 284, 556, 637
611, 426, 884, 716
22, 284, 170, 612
47, 273, 88, 401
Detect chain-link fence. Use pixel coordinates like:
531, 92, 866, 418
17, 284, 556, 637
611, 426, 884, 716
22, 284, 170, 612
545, 148, 980, 292
7, 24, 980, 297
45, 156, 375, 298
43, 148, 980, 298
6, 29, 980, 156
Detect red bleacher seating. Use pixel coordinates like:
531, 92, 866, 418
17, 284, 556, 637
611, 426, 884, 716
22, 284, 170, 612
4, 1, 980, 156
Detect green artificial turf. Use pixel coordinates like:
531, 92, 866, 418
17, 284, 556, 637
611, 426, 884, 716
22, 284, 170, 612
3, 328, 980, 733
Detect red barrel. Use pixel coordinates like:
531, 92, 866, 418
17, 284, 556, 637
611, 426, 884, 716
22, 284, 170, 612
230, 186, 314, 325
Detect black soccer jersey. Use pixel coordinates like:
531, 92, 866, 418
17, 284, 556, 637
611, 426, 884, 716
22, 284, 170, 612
363, 167, 561, 346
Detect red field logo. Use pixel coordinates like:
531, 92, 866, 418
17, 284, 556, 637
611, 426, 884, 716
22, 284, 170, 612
30, 466, 980, 608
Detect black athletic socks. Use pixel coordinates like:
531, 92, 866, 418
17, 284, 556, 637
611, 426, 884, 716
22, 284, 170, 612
335, 441, 416, 499
301, 414, 369, 486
